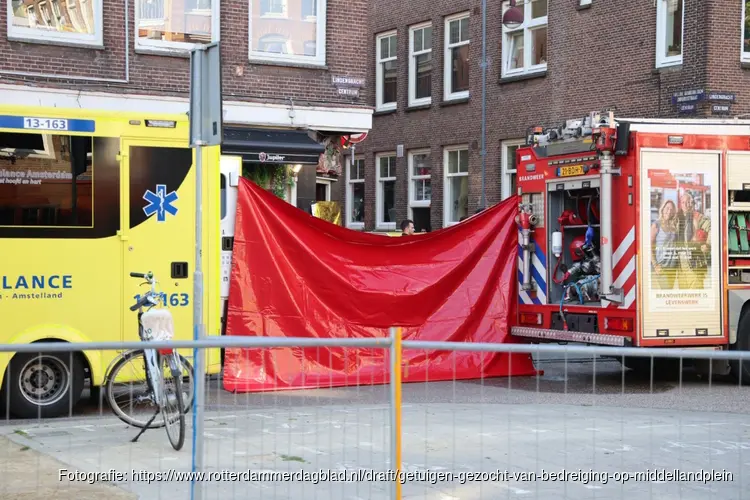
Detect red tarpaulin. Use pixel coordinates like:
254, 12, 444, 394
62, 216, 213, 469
223, 177, 537, 392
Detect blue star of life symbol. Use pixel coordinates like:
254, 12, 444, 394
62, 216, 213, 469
143, 184, 178, 222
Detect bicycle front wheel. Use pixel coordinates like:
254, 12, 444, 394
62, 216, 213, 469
161, 353, 185, 450
105, 350, 195, 429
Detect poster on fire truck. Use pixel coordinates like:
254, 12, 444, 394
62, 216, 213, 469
640, 151, 722, 338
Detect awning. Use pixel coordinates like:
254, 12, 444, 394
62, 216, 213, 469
221, 127, 325, 165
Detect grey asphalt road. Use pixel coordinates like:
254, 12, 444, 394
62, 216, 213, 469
1, 356, 748, 499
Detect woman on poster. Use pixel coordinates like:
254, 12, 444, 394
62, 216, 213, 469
651, 199, 679, 289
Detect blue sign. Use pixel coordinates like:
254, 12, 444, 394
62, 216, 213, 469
708, 92, 736, 102
671, 89, 705, 105
143, 184, 178, 222
678, 103, 697, 114
0, 115, 95, 132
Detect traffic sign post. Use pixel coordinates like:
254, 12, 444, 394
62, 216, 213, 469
188, 41, 222, 500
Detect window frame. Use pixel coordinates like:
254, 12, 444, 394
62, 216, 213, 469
315, 177, 332, 202
408, 149, 431, 209
443, 11, 470, 101
375, 153, 397, 231
260, 0, 287, 18
501, 0, 548, 78
248, 0, 327, 66
443, 145, 469, 227
7, 0, 104, 47
134, 0, 221, 53
501, 138, 525, 200
345, 154, 365, 229
408, 22, 433, 107
655, 0, 684, 68
376, 30, 398, 112
742, 0, 750, 62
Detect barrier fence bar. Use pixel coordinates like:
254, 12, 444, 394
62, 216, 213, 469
389, 327, 403, 500
1, 337, 747, 362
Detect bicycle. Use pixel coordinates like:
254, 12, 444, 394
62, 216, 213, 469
103, 271, 195, 451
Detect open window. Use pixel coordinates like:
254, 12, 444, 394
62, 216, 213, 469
547, 177, 601, 307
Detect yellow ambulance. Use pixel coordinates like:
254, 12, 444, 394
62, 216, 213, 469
0, 105, 233, 418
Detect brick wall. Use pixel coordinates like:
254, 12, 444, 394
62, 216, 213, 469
0, 0, 370, 109
340, 0, 750, 232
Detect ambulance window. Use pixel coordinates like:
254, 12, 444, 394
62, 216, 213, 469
220, 173, 227, 220
0, 134, 93, 227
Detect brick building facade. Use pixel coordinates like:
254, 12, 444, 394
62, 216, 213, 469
339, 0, 750, 233
0, 0, 372, 213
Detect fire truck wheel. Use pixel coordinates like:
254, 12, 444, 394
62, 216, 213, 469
729, 311, 750, 384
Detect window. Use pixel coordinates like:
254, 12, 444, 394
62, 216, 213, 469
260, 0, 286, 16
501, 139, 524, 199
258, 34, 290, 54
443, 146, 469, 225
408, 150, 431, 207
745, 1, 750, 61
656, 0, 683, 68
376, 154, 397, 230
248, 0, 326, 65
8, 0, 103, 46
501, 0, 547, 77
301, 0, 316, 19
0, 134, 93, 227
444, 12, 470, 101
135, 0, 219, 52
409, 23, 432, 106
346, 156, 365, 228
315, 178, 331, 201
376, 31, 398, 111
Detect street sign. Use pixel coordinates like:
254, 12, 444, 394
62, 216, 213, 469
678, 103, 697, 114
711, 104, 731, 115
189, 42, 222, 147
671, 88, 705, 105
708, 91, 736, 102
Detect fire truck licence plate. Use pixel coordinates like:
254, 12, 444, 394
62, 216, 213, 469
558, 165, 584, 177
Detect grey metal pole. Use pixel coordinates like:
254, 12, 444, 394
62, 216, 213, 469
191, 51, 206, 500
479, 0, 488, 210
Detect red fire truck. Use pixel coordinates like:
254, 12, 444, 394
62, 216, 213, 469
511, 111, 750, 380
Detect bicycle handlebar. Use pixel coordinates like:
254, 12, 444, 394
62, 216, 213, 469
129, 271, 157, 311
130, 271, 152, 280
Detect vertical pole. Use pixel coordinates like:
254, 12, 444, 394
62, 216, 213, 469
191, 51, 206, 500
389, 326, 403, 500
479, 0, 487, 210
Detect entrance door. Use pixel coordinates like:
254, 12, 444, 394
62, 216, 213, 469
122, 140, 195, 345
639, 149, 722, 341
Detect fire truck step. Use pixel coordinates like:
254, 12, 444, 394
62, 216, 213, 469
738, 213, 750, 253
729, 214, 740, 254
511, 326, 631, 347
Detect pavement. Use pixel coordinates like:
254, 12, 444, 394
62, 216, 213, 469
1, 357, 749, 499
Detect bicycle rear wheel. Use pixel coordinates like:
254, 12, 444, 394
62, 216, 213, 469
105, 350, 194, 429
161, 353, 185, 450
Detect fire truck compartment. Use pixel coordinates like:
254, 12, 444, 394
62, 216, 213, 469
547, 178, 602, 307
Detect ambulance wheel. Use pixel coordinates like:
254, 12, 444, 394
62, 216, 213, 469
729, 311, 750, 384
4, 351, 85, 419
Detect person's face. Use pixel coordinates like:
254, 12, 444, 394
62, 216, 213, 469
405, 223, 415, 234
663, 202, 675, 219
680, 195, 694, 213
